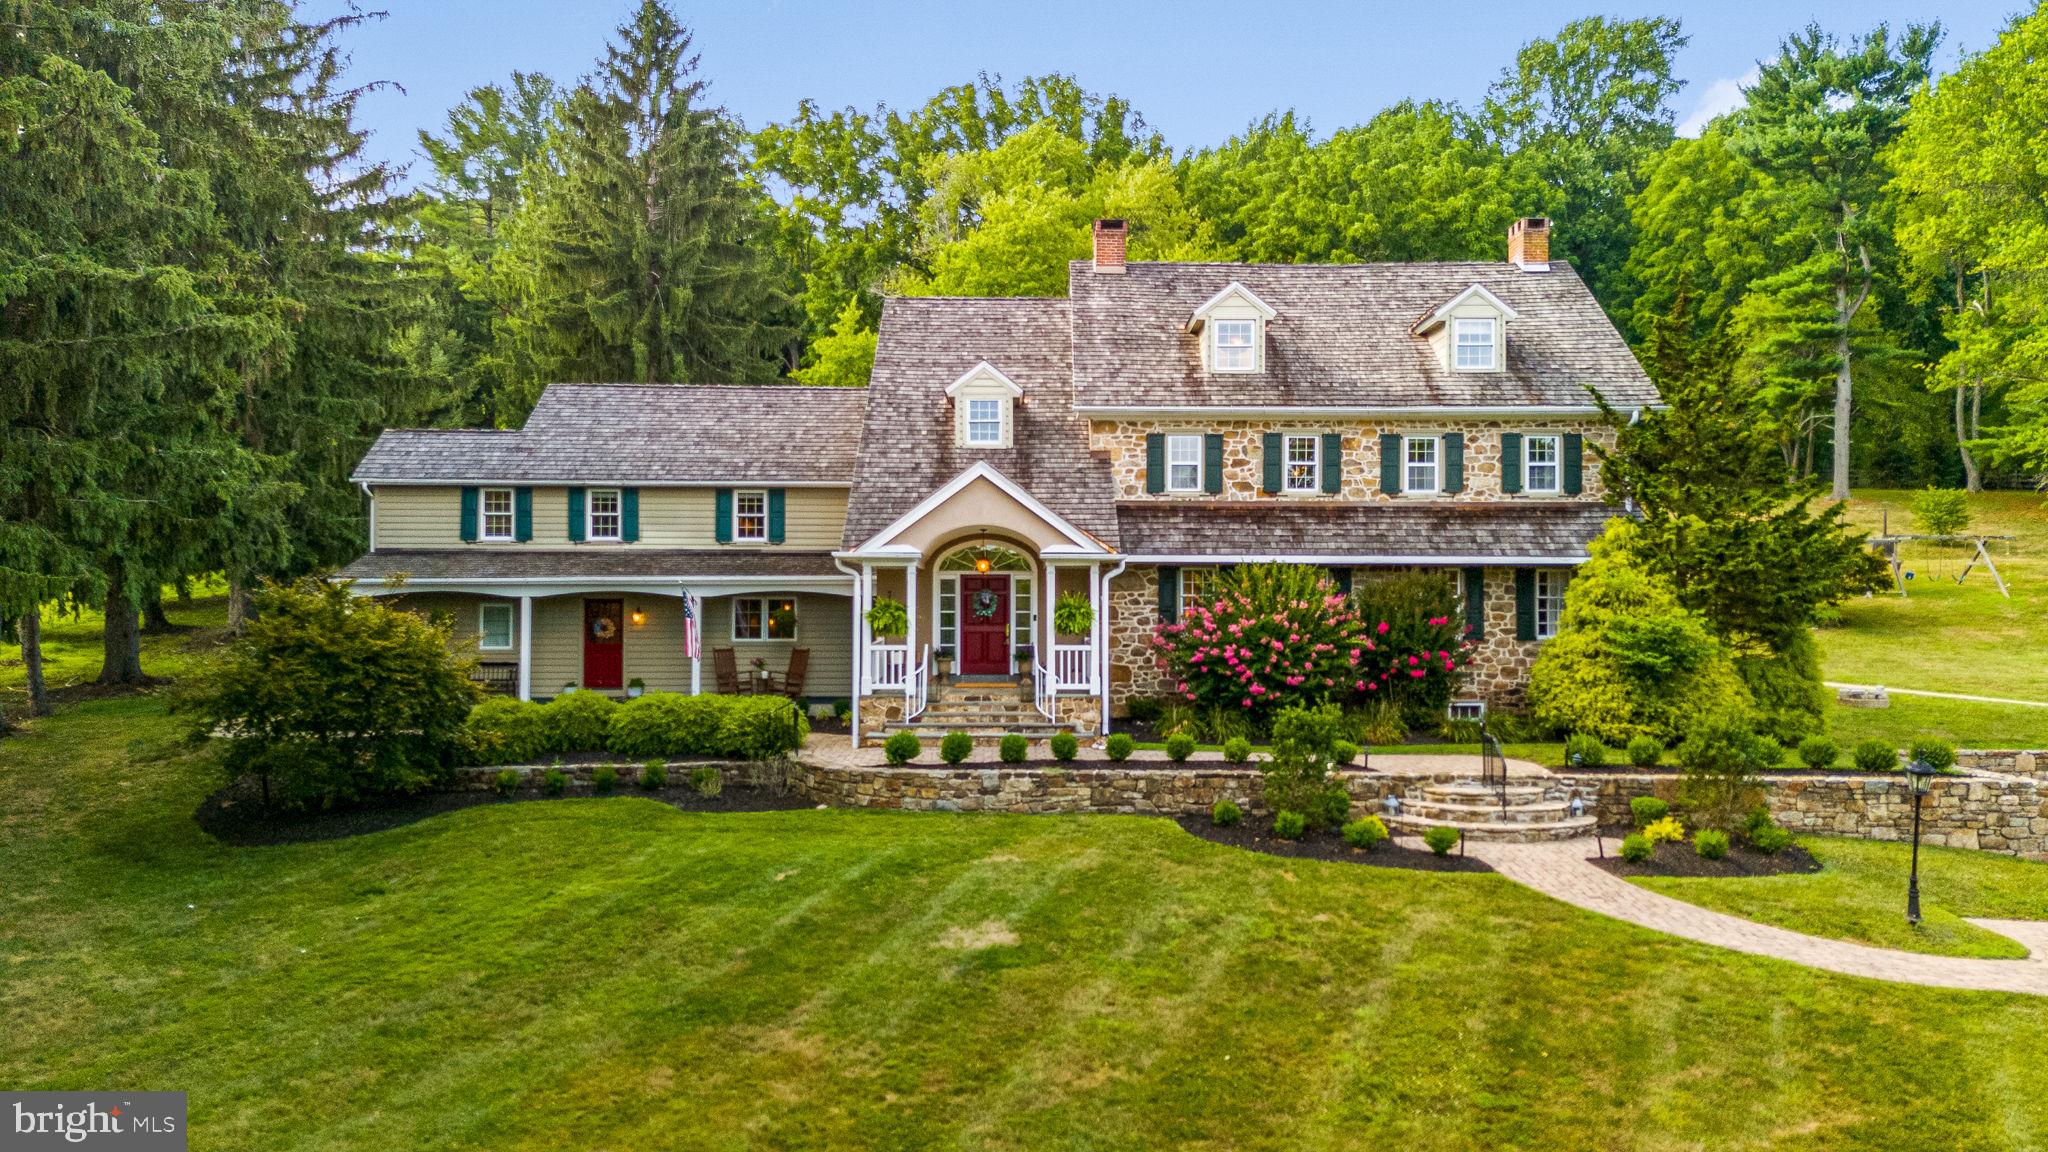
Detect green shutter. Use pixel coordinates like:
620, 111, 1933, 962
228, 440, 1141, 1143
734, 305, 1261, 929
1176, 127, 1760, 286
768, 488, 786, 544
714, 488, 733, 543
1443, 432, 1464, 493
1563, 433, 1584, 495
1379, 433, 1402, 494
1203, 433, 1224, 495
1463, 567, 1486, 639
1157, 566, 1180, 622
1514, 569, 1537, 641
1145, 434, 1165, 494
459, 487, 479, 542
621, 488, 640, 542
566, 488, 586, 542
1321, 432, 1342, 494
1501, 433, 1522, 494
1261, 433, 1283, 494
1330, 567, 1352, 595
514, 487, 533, 541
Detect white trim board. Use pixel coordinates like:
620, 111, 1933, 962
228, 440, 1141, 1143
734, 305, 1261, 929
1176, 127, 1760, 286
851, 460, 1113, 556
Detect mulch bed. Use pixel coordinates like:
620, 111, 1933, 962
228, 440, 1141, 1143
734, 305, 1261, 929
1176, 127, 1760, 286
195, 777, 812, 847
1589, 835, 1822, 879
1174, 815, 1493, 872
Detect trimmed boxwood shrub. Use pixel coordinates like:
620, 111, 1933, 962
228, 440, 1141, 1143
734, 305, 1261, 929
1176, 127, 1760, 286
1620, 832, 1653, 862
1852, 738, 1898, 773
541, 767, 569, 796
592, 764, 618, 794
1342, 815, 1389, 850
1272, 810, 1308, 839
604, 693, 808, 760
1222, 735, 1253, 764
1165, 732, 1196, 762
1000, 734, 1029, 763
1626, 735, 1663, 769
883, 730, 921, 765
638, 760, 667, 790
1564, 733, 1608, 768
1049, 731, 1079, 762
465, 697, 549, 766
940, 732, 974, 764
1212, 799, 1242, 827
1797, 734, 1840, 770
540, 691, 620, 754
1331, 740, 1360, 766
1106, 733, 1135, 762
1751, 823, 1793, 854
1695, 828, 1730, 859
1423, 825, 1460, 856
1630, 795, 1669, 827
1908, 739, 1957, 772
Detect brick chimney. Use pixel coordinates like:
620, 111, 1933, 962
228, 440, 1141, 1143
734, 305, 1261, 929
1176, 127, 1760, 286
1507, 217, 1551, 271
1092, 218, 1128, 274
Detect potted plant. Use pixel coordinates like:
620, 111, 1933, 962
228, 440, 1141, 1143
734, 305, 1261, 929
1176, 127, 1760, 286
626, 677, 646, 699
864, 595, 908, 642
1014, 642, 1035, 667
1053, 591, 1094, 643
750, 655, 769, 684
935, 646, 955, 679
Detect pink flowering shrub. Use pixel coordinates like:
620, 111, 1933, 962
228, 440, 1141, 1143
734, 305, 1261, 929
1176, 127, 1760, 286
1348, 571, 1474, 716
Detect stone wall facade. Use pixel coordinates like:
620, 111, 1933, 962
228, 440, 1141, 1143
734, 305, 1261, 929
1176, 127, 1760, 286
1554, 772, 2048, 861
1958, 750, 2046, 780
1108, 565, 1170, 712
1088, 416, 1616, 503
793, 763, 1459, 816
454, 758, 790, 792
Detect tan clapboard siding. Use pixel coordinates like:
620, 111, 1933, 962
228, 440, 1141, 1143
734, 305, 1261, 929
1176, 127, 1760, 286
387, 592, 522, 655
531, 597, 584, 693
370, 485, 848, 550
699, 592, 851, 698
522, 592, 852, 698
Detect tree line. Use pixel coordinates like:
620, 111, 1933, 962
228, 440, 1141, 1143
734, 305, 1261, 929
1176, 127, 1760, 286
5, 0, 2045, 715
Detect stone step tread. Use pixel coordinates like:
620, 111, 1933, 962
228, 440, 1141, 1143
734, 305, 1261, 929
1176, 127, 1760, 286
1387, 813, 1596, 842
1419, 784, 1552, 803
1401, 801, 1576, 824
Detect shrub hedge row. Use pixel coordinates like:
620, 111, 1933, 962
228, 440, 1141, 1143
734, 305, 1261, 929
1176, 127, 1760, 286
465, 691, 808, 765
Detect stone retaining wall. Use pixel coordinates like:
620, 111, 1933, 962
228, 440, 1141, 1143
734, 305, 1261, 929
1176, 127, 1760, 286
788, 762, 1486, 816
453, 759, 791, 793
1554, 772, 2048, 860
1958, 750, 2046, 780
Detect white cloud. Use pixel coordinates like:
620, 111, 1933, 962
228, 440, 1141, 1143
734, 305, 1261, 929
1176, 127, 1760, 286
1677, 69, 1758, 138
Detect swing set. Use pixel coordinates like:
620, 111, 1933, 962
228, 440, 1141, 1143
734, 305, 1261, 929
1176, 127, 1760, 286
1868, 510, 2013, 598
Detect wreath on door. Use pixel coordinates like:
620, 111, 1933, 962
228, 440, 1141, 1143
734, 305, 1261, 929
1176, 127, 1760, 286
590, 615, 618, 641
970, 588, 1001, 619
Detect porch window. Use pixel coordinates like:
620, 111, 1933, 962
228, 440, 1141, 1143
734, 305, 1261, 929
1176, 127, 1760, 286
1166, 434, 1203, 492
1534, 570, 1568, 639
734, 490, 768, 542
1283, 434, 1319, 493
967, 398, 1004, 445
1404, 437, 1440, 494
937, 576, 957, 653
481, 488, 515, 542
1013, 576, 1035, 656
1524, 434, 1561, 494
478, 602, 514, 650
587, 489, 622, 541
733, 596, 797, 641
1179, 567, 1216, 619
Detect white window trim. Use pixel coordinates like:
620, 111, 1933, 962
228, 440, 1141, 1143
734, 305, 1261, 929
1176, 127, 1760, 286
1165, 433, 1204, 493
733, 489, 769, 544
1179, 567, 1217, 619
1453, 317, 1497, 372
480, 487, 516, 542
1448, 700, 1487, 721
1523, 433, 1562, 495
1534, 570, 1567, 640
731, 595, 798, 642
966, 398, 1004, 446
478, 602, 515, 651
586, 488, 622, 542
1403, 436, 1441, 495
1211, 319, 1260, 374
1281, 433, 1321, 495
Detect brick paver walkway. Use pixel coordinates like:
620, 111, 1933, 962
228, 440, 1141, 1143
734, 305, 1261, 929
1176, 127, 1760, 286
1470, 839, 2048, 995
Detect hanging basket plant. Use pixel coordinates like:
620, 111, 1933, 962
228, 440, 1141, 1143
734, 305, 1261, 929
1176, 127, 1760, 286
1053, 591, 1095, 640
864, 595, 909, 640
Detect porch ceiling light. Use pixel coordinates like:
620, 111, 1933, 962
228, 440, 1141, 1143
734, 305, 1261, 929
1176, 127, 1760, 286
975, 557, 992, 573
630, 608, 647, 627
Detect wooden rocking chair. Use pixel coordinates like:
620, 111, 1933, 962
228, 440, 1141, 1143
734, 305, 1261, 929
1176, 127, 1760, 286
712, 647, 745, 694
765, 648, 809, 701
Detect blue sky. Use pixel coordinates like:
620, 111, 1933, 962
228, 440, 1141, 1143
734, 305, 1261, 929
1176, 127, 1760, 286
316, 0, 2021, 183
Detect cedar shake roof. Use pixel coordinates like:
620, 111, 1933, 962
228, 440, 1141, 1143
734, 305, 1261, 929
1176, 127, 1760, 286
1114, 501, 1618, 561
1066, 260, 1658, 410
844, 296, 1120, 549
337, 549, 844, 583
352, 383, 865, 484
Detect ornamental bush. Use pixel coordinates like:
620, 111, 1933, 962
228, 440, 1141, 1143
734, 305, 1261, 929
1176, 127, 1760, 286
1626, 735, 1663, 769
1106, 733, 1135, 762
1331, 740, 1360, 766
465, 697, 549, 766
1261, 704, 1352, 831
1620, 832, 1653, 863
1750, 823, 1793, 854
1049, 731, 1079, 762
689, 766, 722, 797
1732, 633, 1829, 745
1852, 738, 1899, 773
540, 691, 620, 754
185, 580, 482, 810
1695, 828, 1730, 860
1000, 734, 1029, 763
638, 760, 667, 790
542, 767, 568, 796
603, 693, 807, 760
1166, 732, 1196, 762
884, 730, 921, 765
1272, 810, 1308, 839
1346, 571, 1473, 713
1630, 795, 1669, 827
1911, 486, 1972, 536
1342, 815, 1389, 850
1212, 799, 1242, 827
1222, 735, 1253, 764
1642, 815, 1686, 845
1675, 716, 1775, 832
1529, 521, 1753, 747
1909, 739, 1957, 772
1564, 733, 1608, 768
592, 764, 618, 793
492, 769, 521, 797
1797, 734, 1840, 770
940, 732, 974, 764
1423, 825, 1461, 856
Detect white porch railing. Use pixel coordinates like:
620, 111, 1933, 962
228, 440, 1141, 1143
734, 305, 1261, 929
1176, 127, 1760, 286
1051, 644, 1094, 692
1032, 660, 1057, 723
907, 646, 931, 721
869, 643, 910, 691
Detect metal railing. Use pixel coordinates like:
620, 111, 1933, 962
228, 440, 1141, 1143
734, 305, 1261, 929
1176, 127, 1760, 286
1051, 643, 1093, 691
907, 645, 931, 721
1031, 660, 1057, 723
1480, 723, 1508, 816
869, 643, 910, 691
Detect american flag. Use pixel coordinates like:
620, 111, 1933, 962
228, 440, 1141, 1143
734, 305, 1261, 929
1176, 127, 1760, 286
682, 593, 700, 659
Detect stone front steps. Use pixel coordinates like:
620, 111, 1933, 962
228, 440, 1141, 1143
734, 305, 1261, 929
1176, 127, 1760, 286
871, 679, 1074, 744
1384, 780, 1596, 844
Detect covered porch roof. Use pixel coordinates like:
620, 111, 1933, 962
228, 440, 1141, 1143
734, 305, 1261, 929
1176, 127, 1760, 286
336, 549, 853, 599
840, 461, 1115, 562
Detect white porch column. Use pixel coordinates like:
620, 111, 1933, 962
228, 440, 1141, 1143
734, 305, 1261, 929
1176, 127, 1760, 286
517, 595, 533, 702
854, 562, 872, 746
688, 592, 702, 696
905, 561, 920, 696
1042, 562, 1056, 670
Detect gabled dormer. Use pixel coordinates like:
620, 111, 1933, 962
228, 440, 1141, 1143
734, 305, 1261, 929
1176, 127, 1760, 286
1186, 282, 1276, 374
1413, 283, 1518, 373
945, 360, 1023, 448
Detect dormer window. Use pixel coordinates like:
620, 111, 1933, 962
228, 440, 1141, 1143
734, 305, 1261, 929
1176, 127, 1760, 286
1212, 320, 1257, 372
1454, 318, 1497, 370
946, 360, 1023, 449
967, 398, 1003, 444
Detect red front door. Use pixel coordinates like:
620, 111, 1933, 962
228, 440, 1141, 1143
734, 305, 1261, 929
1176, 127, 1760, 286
583, 599, 624, 689
958, 576, 1011, 676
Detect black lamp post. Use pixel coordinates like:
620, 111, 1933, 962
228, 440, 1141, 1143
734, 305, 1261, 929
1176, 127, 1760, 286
1904, 757, 1936, 926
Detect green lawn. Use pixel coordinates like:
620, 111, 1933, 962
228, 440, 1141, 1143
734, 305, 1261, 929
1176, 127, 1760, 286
11, 603, 2048, 1146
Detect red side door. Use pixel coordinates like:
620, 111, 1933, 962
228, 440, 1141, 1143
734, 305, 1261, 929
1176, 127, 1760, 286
583, 599, 624, 689
958, 576, 1011, 676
